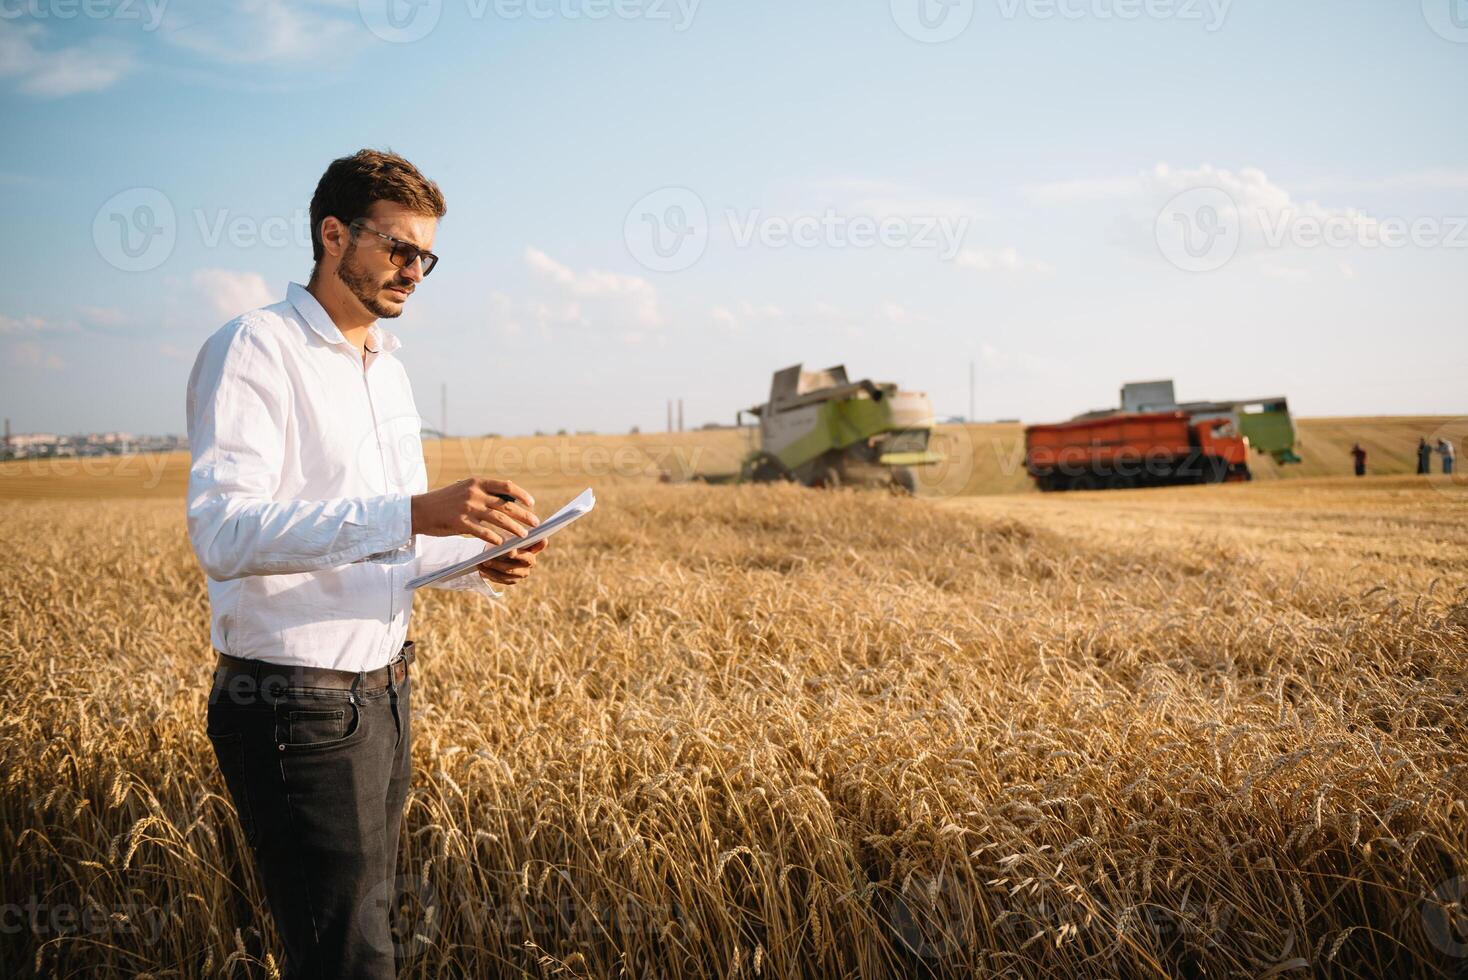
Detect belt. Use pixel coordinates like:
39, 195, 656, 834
212, 640, 415, 697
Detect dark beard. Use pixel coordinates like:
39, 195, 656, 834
336, 241, 410, 319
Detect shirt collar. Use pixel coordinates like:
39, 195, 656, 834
287, 281, 402, 355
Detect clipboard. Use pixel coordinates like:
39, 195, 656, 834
406, 487, 595, 590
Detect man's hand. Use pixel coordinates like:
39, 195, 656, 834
410, 478, 540, 548
477, 537, 547, 586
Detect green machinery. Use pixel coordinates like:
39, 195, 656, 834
736, 364, 944, 491
1117, 380, 1302, 464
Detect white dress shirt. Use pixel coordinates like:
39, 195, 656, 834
186, 281, 499, 673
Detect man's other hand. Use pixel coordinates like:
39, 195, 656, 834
478, 537, 547, 586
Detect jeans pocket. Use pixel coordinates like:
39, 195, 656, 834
275, 698, 367, 754
206, 730, 258, 847
283, 707, 347, 747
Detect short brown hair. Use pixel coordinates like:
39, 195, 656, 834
309, 149, 446, 264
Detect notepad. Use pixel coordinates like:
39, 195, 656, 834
405, 488, 595, 590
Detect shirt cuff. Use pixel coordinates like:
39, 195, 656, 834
463, 571, 504, 601
386, 492, 414, 550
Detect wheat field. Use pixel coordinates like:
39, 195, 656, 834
1, 428, 1466, 978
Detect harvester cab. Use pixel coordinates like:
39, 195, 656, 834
737, 363, 943, 491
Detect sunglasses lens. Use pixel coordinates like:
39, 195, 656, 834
391, 243, 437, 277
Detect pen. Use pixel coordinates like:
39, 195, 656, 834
492, 491, 540, 527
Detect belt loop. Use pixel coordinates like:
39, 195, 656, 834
349, 669, 363, 705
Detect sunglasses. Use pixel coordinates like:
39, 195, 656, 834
348, 219, 439, 277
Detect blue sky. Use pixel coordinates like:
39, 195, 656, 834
2, 0, 1465, 436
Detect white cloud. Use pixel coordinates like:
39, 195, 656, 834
707, 301, 789, 332
811, 176, 985, 225
78, 306, 131, 328
1038, 163, 1398, 270
160, 0, 358, 65
8, 341, 65, 371
1023, 175, 1140, 205
0, 313, 52, 334
524, 247, 663, 329
158, 343, 194, 362
1260, 263, 1310, 282
192, 269, 273, 320
879, 302, 908, 324
1294, 170, 1468, 194
0, 22, 136, 97
955, 247, 1054, 275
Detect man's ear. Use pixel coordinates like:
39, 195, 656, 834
319, 216, 350, 262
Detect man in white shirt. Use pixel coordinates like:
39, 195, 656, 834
187, 149, 544, 979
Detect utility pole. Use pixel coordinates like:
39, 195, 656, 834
666, 400, 672, 433
440, 383, 447, 438
968, 360, 975, 423
677, 399, 684, 433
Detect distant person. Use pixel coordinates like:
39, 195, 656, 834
1417, 437, 1432, 475
1351, 443, 1367, 477
1439, 437, 1456, 475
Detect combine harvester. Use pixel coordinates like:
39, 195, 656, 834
715, 364, 943, 492
1024, 379, 1301, 492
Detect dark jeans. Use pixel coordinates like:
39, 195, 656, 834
206, 654, 413, 980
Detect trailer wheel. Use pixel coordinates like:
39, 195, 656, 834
1072, 474, 1100, 491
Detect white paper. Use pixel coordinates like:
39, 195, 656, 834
405, 488, 595, 591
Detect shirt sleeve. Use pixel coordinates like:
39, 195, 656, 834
411, 533, 504, 599
185, 318, 414, 581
